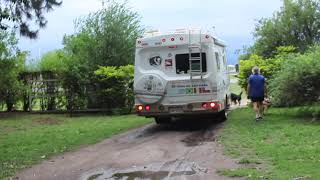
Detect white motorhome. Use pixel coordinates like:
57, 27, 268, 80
134, 28, 230, 123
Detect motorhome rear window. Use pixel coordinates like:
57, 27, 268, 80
175, 53, 207, 74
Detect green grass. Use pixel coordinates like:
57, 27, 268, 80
218, 168, 264, 179
0, 114, 151, 179
219, 107, 320, 179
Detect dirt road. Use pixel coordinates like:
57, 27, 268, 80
16, 120, 243, 180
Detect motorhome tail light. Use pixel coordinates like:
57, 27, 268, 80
171, 37, 175, 41
137, 105, 143, 111
202, 103, 208, 109
210, 102, 216, 108
145, 105, 151, 111
205, 35, 210, 39
162, 38, 166, 42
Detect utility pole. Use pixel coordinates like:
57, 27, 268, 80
101, 0, 105, 8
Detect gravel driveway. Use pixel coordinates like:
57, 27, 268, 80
16, 118, 243, 180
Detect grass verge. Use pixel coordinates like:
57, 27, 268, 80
219, 107, 320, 179
0, 114, 151, 179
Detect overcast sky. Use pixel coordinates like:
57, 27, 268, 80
18, 0, 282, 64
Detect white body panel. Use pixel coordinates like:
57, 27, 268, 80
134, 30, 230, 117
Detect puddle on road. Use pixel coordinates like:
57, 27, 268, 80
86, 161, 207, 180
111, 170, 196, 180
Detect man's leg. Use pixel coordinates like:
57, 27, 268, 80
252, 102, 260, 119
257, 101, 264, 118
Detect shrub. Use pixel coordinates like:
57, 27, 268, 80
269, 46, 320, 107
94, 65, 134, 113
238, 54, 264, 91
238, 55, 283, 91
238, 46, 296, 93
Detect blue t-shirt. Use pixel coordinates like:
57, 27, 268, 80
248, 74, 265, 97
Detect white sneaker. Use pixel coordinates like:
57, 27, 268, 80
255, 114, 260, 121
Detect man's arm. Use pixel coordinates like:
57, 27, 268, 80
247, 83, 250, 99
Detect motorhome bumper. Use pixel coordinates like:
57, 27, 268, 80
137, 109, 221, 117
135, 101, 223, 115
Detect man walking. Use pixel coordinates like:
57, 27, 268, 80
247, 67, 267, 121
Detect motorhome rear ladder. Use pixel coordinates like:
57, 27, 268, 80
188, 29, 203, 79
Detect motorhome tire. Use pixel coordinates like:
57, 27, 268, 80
217, 110, 227, 122
225, 96, 230, 110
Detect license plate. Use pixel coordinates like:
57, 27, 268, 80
169, 107, 183, 113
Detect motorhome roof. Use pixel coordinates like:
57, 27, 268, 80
143, 28, 209, 37
137, 28, 226, 48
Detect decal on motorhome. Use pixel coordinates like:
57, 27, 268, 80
167, 81, 211, 96
149, 56, 162, 66
165, 59, 173, 67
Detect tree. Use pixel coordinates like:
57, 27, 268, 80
62, 1, 143, 110
65, 0, 144, 70
253, 0, 320, 58
39, 49, 68, 72
0, 0, 62, 38
61, 35, 91, 111
61, 57, 89, 112
0, 30, 26, 111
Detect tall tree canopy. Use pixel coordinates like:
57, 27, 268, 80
0, 0, 62, 38
64, 0, 144, 70
252, 0, 320, 58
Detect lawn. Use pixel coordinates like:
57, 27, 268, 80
219, 107, 320, 179
0, 114, 151, 179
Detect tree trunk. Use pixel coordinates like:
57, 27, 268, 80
6, 100, 13, 112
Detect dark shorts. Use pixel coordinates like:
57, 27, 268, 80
251, 96, 264, 103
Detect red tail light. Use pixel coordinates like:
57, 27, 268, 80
202, 102, 217, 109
202, 103, 208, 109
210, 102, 216, 108
145, 105, 151, 111
136, 105, 143, 112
